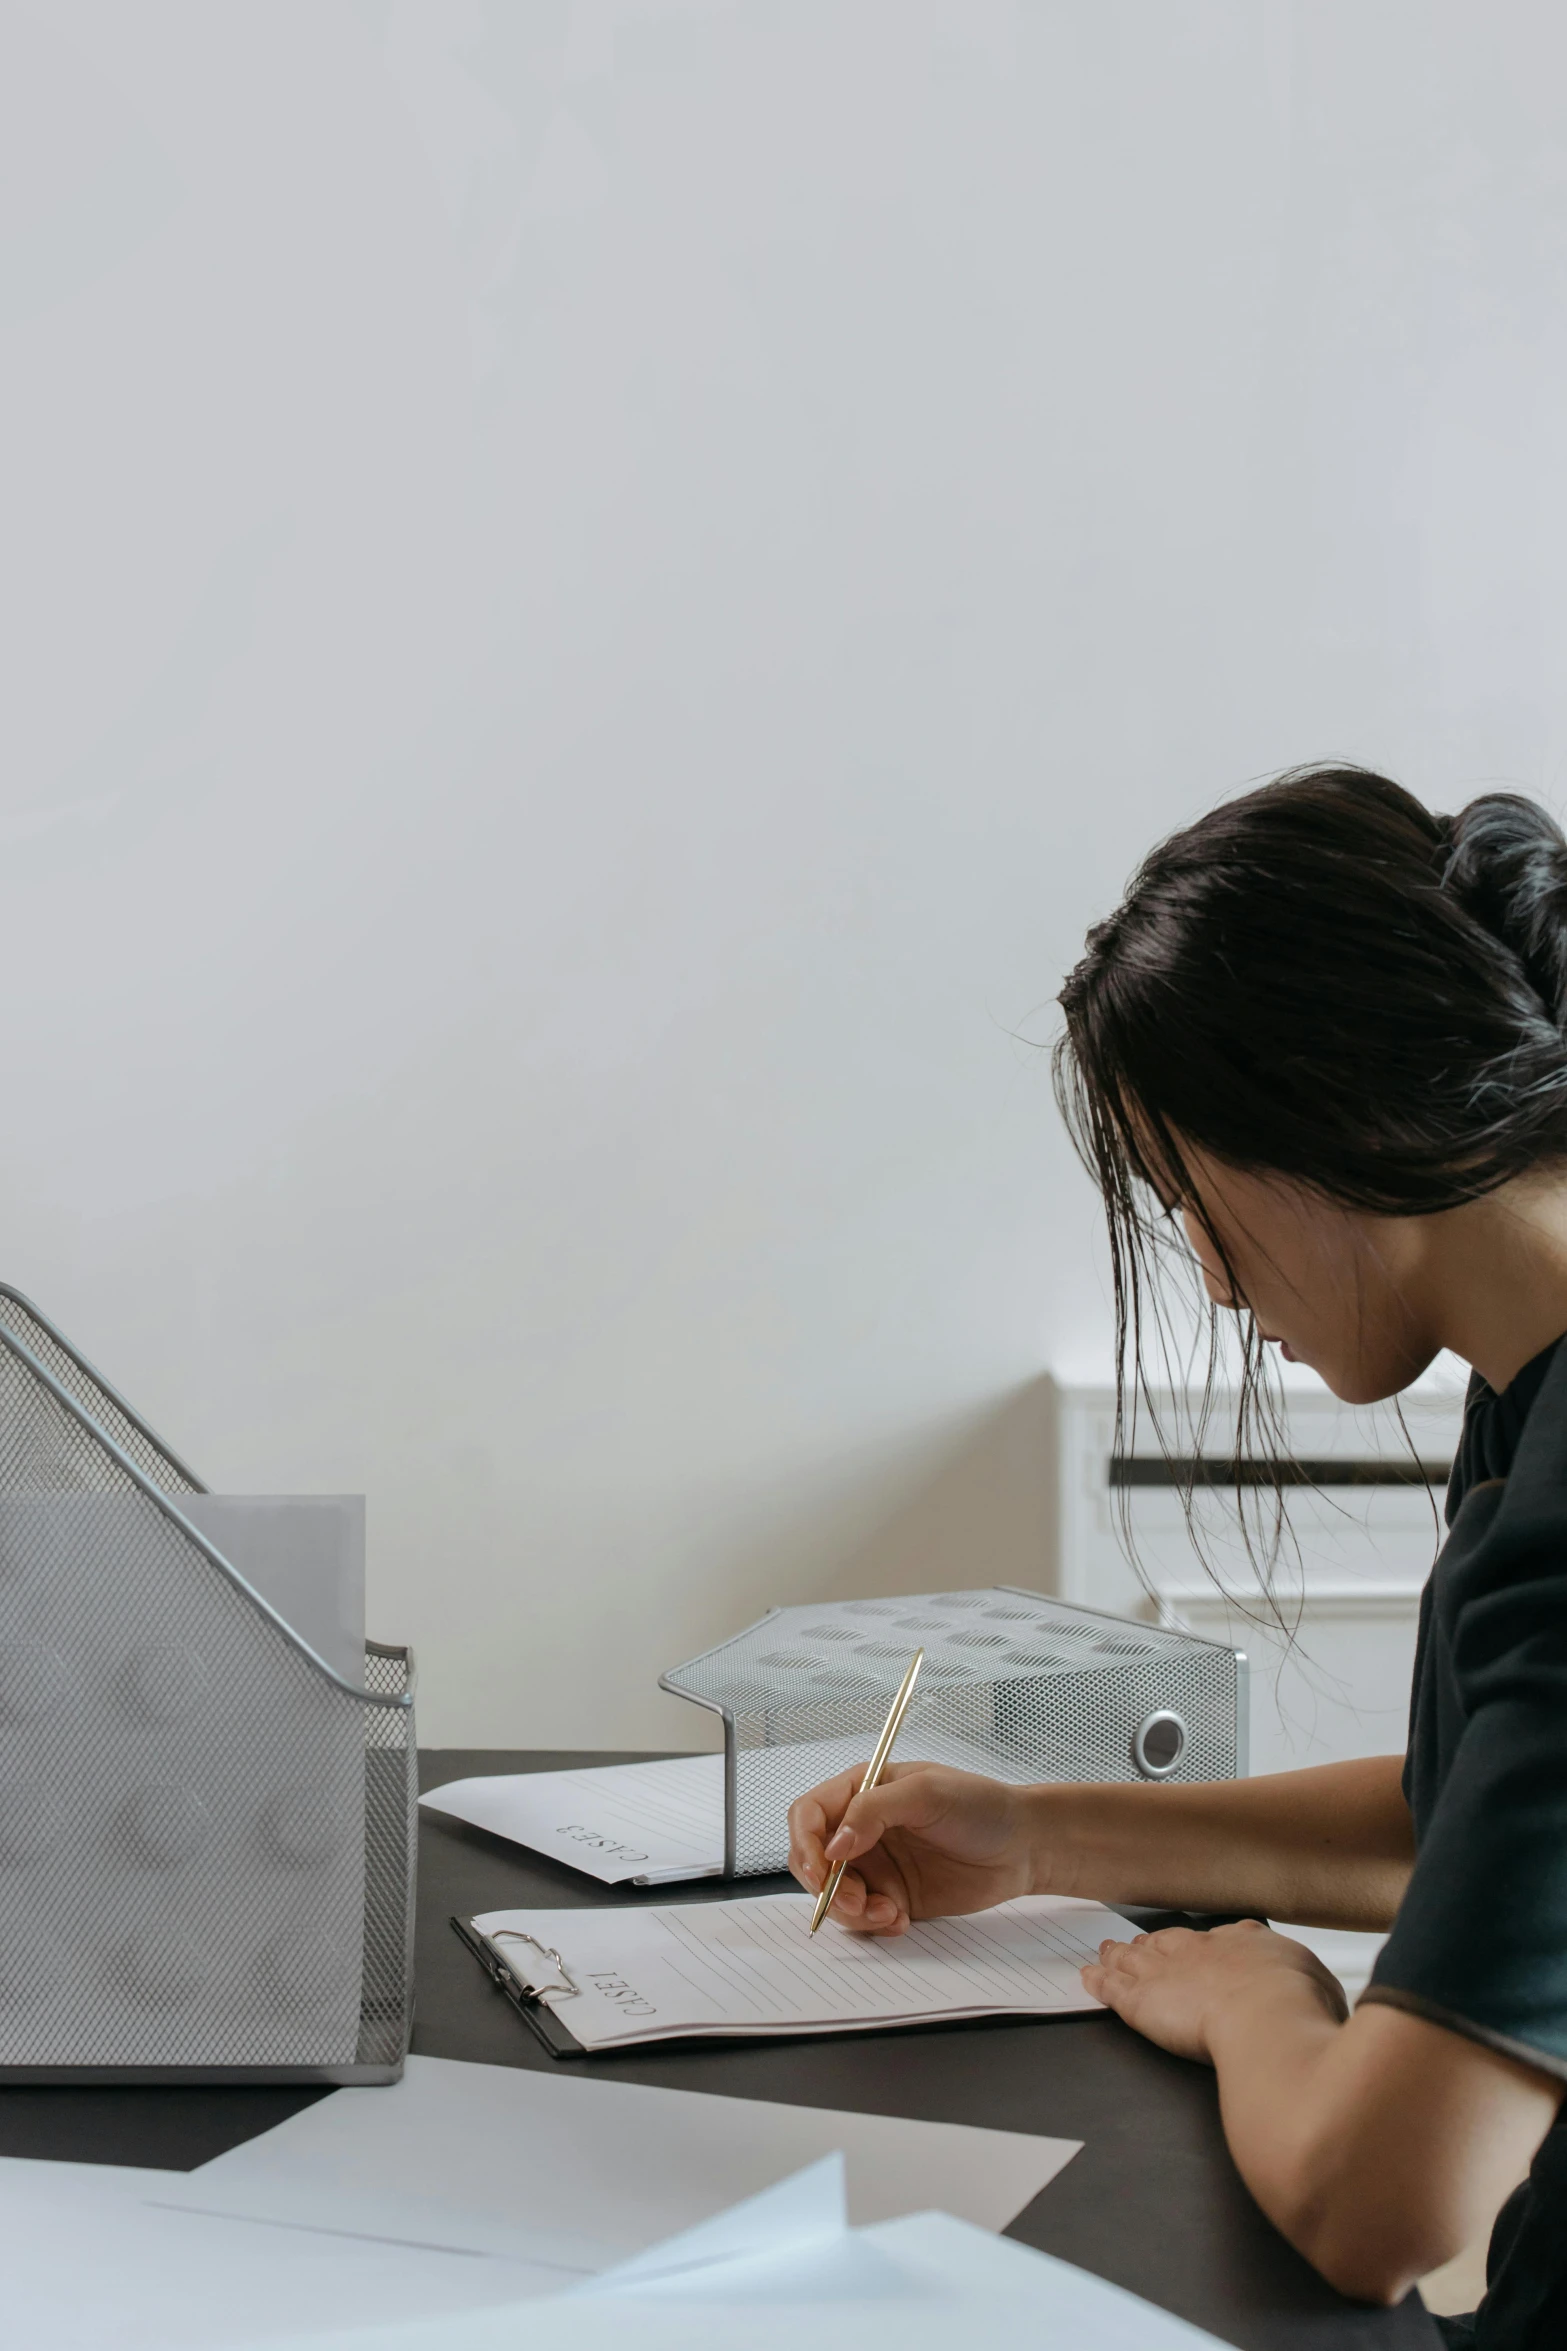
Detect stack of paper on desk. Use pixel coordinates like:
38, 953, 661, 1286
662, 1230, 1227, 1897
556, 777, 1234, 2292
0, 2062, 1224, 2351
469, 1890, 1131, 2050
0, 2063, 1080, 2349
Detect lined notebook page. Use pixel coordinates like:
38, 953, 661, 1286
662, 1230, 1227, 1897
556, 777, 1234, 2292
472, 1892, 1132, 2048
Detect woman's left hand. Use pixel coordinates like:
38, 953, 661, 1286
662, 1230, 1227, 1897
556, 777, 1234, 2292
1082, 1918, 1348, 2065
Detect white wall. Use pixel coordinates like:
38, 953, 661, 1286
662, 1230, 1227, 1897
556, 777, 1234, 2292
3, 0, 1565, 1745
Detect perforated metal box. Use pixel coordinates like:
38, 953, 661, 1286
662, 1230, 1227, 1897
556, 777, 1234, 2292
660, 1587, 1246, 1877
0, 1286, 415, 2083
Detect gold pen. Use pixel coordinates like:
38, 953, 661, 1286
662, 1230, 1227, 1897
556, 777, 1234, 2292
808, 1647, 924, 1934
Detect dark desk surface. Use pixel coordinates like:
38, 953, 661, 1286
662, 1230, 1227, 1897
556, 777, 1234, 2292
0, 1750, 1440, 2351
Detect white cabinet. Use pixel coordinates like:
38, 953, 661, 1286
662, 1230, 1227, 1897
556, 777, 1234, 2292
1049, 1374, 1467, 1780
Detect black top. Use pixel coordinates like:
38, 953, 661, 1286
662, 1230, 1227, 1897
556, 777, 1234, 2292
1363, 1339, 1567, 2350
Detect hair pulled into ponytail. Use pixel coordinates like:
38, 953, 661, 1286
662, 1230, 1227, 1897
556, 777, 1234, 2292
1053, 764, 1567, 1595
1438, 792, 1567, 1037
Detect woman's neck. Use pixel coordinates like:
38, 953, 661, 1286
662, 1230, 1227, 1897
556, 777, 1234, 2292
1415, 1174, 1567, 1392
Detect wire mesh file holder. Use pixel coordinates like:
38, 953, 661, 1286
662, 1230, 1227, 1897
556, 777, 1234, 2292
0, 1304, 416, 2083
660, 1588, 1247, 1878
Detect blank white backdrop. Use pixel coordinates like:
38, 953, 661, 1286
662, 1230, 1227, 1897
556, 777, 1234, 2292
2, 0, 1565, 1742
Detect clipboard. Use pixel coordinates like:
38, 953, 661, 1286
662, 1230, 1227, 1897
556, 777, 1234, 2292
450, 1916, 592, 2060
452, 1891, 1135, 2059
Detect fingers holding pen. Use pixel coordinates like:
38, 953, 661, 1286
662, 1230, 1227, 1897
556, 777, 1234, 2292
794, 1766, 952, 1889
788, 1767, 875, 1886
791, 1761, 939, 1873
786, 1779, 847, 1893
790, 1763, 1034, 1934
816, 1868, 906, 1935
787, 1768, 912, 1935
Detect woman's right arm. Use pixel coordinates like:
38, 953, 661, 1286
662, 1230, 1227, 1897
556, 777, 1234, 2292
787, 1754, 1414, 1936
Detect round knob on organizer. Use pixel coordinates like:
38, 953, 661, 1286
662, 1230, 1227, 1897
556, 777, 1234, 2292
1131, 1709, 1187, 1780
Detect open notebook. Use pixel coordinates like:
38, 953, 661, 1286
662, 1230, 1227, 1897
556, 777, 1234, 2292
453, 1891, 1133, 2057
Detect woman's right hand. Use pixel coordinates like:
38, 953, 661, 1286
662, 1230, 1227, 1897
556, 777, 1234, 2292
786, 1762, 1037, 1935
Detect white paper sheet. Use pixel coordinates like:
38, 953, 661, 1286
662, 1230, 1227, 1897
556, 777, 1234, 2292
236, 2205, 1230, 2351
0, 2158, 545, 2350
577, 2155, 938, 2307
0, 2142, 1225, 2351
0, 2155, 183, 2198
174, 2052, 1079, 2253
576, 2153, 850, 2295
473, 1889, 1130, 2047
420, 1754, 726, 1883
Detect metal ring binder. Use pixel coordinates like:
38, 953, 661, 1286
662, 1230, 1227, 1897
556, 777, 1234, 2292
449, 1917, 590, 2060
489, 1928, 582, 2001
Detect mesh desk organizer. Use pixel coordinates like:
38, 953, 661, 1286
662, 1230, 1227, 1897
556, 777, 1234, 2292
660, 1588, 1246, 1878
0, 1285, 415, 2083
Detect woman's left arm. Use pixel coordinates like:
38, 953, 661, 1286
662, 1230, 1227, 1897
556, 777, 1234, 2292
1085, 1922, 1565, 2305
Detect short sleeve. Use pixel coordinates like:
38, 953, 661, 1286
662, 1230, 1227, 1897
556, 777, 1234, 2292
1363, 1481, 1567, 2081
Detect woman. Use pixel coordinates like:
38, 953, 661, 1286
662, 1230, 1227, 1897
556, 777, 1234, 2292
788, 767, 1567, 2347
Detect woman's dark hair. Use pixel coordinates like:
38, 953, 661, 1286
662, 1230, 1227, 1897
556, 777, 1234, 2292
1053, 763, 1567, 1593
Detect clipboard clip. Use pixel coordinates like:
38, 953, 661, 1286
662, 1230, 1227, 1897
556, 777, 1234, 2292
486, 1926, 582, 2003
450, 1916, 589, 2060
